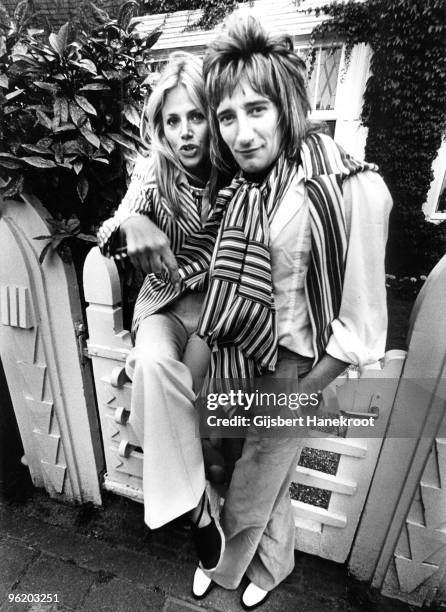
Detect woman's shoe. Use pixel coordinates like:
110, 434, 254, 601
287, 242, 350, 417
240, 582, 270, 610
191, 566, 214, 600
190, 485, 225, 571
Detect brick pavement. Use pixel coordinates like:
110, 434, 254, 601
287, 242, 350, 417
0, 490, 415, 612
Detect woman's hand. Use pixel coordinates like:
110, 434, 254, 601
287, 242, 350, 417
121, 215, 180, 289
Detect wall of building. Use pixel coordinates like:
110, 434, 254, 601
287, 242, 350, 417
1, 0, 126, 28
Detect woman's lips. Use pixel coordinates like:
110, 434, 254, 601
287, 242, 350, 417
180, 145, 198, 156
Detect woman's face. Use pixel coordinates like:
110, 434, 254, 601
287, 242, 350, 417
162, 84, 209, 172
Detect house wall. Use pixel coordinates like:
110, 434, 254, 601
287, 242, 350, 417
1, 0, 125, 27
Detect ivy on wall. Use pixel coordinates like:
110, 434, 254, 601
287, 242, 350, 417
310, 0, 446, 274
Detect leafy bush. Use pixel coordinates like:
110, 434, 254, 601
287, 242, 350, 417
0, 1, 161, 261
309, 0, 446, 275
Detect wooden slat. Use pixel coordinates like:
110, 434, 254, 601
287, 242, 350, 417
304, 434, 368, 458
292, 499, 347, 528
294, 466, 357, 495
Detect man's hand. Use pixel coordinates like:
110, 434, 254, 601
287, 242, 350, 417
120, 215, 180, 289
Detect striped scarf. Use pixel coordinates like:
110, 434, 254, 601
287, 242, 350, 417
194, 133, 377, 378
196, 154, 297, 376
129, 134, 376, 376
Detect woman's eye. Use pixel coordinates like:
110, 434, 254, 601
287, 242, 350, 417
190, 112, 205, 123
166, 117, 179, 127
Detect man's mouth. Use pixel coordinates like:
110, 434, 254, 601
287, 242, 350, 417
236, 147, 260, 156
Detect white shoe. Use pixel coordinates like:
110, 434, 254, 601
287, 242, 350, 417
241, 582, 270, 610
192, 566, 213, 600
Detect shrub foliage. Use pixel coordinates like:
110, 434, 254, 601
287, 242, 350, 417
310, 0, 446, 274
0, 0, 160, 261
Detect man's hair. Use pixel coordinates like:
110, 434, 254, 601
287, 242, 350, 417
140, 52, 208, 216
203, 16, 311, 171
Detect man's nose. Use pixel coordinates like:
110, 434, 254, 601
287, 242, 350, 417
236, 116, 254, 145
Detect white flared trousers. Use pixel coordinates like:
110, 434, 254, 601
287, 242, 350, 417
125, 298, 210, 529
210, 353, 313, 591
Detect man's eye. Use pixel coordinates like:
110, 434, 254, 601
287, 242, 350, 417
218, 114, 234, 126
250, 106, 266, 116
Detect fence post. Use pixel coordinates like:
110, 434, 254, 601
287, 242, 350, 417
349, 255, 446, 606
83, 247, 142, 501
0, 195, 103, 504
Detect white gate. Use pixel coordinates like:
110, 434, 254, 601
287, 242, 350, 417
0, 195, 103, 503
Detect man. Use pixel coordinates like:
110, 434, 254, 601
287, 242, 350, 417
192, 16, 392, 609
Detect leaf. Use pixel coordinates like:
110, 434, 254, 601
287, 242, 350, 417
78, 83, 111, 92
36, 109, 53, 130
77, 175, 89, 202
0, 152, 20, 159
59, 97, 69, 123
80, 126, 100, 149
21, 144, 52, 155
54, 123, 76, 133
0, 74, 8, 88
108, 132, 135, 150
73, 160, 83, 174
100, 136, 115, 153
144, 28, 162, 50
102, 69, 122, 81
5, 89, 24, 101
21, 156, 58, 168
66, 217, 81, 232
76, 59, 97, 75
77, 233, 98, 243
34, 81, 60, 94
74, 95, 97, 116
39, 242, 52, 264
123, 104, 140, 128
37, 137, 54, 149
93, 157, 109, 165
69, 101, 88, 127
63, 139, 81, 155
0, 159, 22, 169
53, 98, 62, 129
58, 22, 70, 52
53, 141, 63, 164
1, 174, 24, 198
49, 23, 70, 56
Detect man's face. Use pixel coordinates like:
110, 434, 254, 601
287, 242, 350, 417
216, 81, 282, 174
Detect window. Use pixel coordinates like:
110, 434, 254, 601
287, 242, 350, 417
297, 45, 343, 138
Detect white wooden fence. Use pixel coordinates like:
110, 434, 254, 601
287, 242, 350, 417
2, 198, 445, 607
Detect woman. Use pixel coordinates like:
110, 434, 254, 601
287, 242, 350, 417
97, 52, 225, 572
191, 17, 392, 608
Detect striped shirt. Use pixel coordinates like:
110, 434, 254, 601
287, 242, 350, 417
97, 155, 211, 333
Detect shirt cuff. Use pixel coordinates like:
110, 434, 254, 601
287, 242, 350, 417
325, 320, 386, 369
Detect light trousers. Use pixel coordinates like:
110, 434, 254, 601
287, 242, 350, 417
210, 353, 312, 591
125, 293, 210, 529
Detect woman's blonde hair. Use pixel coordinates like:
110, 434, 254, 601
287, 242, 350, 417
203, 16, 311, 172
140, 52, 208, 217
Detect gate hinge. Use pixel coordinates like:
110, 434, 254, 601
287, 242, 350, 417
74, 321, 90, 366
